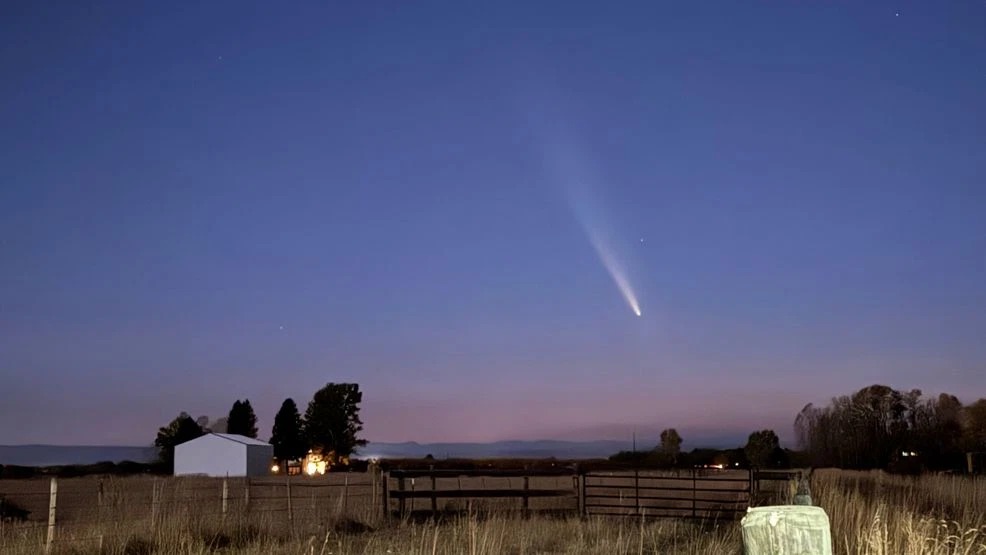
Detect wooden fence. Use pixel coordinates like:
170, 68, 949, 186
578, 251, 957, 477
384, 468, 577, 518
1, 466, 805, 550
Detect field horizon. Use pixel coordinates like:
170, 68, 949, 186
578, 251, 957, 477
0, 436, 757, 467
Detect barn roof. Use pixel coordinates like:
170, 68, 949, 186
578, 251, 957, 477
208, 433, 271, 446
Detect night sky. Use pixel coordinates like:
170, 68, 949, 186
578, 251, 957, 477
2, 1, 984, 448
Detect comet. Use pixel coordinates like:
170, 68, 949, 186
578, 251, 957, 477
562, 174, 643, 318
583, 220, 642, 317
521, 92, 644, 317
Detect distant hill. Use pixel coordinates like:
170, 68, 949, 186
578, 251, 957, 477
0, 445, 158, 467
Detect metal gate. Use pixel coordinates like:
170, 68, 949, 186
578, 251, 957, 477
581, 468, 751, 519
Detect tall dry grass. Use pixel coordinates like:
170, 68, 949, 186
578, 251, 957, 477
1, 470, 984, 554
811, 470, 986, 555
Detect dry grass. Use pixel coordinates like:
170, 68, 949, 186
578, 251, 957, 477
812, 470, 986, 555
1, 470, 984, 554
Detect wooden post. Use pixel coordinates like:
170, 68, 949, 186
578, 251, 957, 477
969, 452, 975, 474
244, 478, 251, 514
286, 474, 293, 523
97, 479, 105, 548
150, 479, 159, 534
691, 468, 696, 519
344, 473, 350, 515
579, 469, 587, 517
410, 478, 416, 515
749, 468, 756, 505
45, 477, 57, 554
397, 475, 406, 518
522, 475, 530, 518
222, 477, 229, 518
382, 471, 390, 519
370, 466, 377, 512
430, 468, 437, 514
634, 469, 640, 515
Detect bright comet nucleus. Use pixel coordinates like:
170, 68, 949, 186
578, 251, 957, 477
583, 227, 643, 317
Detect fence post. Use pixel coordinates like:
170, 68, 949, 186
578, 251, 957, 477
44, 477, 57, 554
691, 468, 696, 519
150, 479, 159, 534
749, 468, 756, 506
578, 467, 586, 517
410, 478, 416, 515
634, 469, 640, 515
97, 479, 105, 548
430, 467, 437, 514
397, 475, 406, 518
286, 474, 293, 523
344, 473, 350, 515
222, 477, 229, 519
370, 465, 377, 511
522, 475, 530, 518
244, 478, 251, 514
382, 471, 390, 520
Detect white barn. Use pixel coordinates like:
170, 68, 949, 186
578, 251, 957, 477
174, 433, 274, 477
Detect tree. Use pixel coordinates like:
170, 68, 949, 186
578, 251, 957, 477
303, 383, 367, 459
154, 412, 205, 471
745, 430, 780, 468
270, 398, 307, 464
659, 428, 682, 465
209, 417, 229, 434
227, 399, 259, 438
793, 385, 974, 471
966, 399, 986, 451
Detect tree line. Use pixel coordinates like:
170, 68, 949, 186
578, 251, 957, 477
609, 427, 790, 469
154, 383, 367, 471
795, 384, 986, 471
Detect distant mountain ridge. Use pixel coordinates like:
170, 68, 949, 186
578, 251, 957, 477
0, 445, 158, 466
0, 436, 745, 467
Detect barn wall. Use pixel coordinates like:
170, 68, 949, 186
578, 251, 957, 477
245, 444, 275, 477
174, 435, 247, 477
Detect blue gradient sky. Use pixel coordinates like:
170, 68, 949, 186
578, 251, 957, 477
2, 1, 984, 448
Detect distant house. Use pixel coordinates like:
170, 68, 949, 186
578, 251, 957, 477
174, 433, 274, 477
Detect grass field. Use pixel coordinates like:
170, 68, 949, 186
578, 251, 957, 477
1, 469, 984, 553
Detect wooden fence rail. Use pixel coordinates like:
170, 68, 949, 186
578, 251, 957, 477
2, 465, 805, 548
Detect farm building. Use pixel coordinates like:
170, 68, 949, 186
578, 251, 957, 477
174, 433, 274, 477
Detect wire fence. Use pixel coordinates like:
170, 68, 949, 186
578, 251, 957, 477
0, 473, 382, 552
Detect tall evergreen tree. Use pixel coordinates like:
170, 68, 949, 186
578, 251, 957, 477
270, 398, 307, 463
303, 383, 367, 459
227, 399, 259, 438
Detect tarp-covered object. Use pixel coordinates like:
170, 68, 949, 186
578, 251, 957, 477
741, 505, 833, 555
